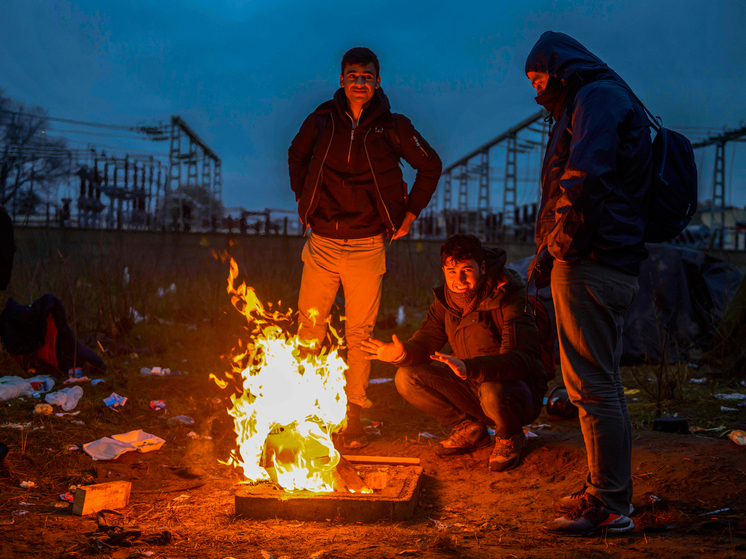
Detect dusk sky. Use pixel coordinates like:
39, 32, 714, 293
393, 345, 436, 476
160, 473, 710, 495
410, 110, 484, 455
1, 0, 745, 212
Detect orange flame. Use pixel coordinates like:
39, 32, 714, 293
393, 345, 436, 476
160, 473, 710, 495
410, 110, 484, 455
214, 258, 350, 492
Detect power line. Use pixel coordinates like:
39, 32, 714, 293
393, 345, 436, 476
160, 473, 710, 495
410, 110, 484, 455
0, 108, 167, 134
43, 129, 166, 141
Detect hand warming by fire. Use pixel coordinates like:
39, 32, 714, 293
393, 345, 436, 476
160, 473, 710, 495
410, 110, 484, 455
210, 258, 368, 493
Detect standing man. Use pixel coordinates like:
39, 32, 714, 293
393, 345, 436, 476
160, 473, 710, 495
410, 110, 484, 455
288, 47, 441, 449
525, 32, 653, 535
362, 234, 547, 471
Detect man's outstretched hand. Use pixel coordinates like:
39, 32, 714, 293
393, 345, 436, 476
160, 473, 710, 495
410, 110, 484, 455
430, 351, 467, 380
361, 335, 406, 363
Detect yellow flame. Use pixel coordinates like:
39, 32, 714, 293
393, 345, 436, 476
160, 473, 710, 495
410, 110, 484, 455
213, 258, 349, 492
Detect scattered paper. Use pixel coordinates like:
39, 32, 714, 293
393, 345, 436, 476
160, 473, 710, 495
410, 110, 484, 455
83, 429, 165, 460
54, 411, 80, 417
721, 406, 738, 412
714, 393, 746, 401
63, 376, 90, 385
690, 377, 708, 384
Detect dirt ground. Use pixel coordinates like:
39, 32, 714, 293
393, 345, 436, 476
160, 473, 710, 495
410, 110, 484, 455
1, 318, 745, 559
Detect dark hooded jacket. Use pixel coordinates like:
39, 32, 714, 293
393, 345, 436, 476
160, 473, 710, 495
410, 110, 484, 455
396, 247, 548, 401
288, 87, 442, 239
525, 31, 653, 287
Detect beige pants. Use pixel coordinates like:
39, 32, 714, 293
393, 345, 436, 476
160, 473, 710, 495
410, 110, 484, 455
297, 232, 386, 407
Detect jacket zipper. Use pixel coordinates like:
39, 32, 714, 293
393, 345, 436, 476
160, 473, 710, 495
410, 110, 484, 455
411, 135, 428, 158
347, 113, 357, 163
348, 128, 354, 163
304, 113, 335, 227
364, 128, 394, 232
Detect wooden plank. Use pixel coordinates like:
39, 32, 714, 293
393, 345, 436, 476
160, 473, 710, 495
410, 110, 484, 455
335, 456, 370, 493
72, 481, 132, 516
342, 455, 420, 466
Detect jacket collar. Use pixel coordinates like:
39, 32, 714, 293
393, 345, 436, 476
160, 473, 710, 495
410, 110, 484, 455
332, 87, 391, 128
434, 247, 509, 315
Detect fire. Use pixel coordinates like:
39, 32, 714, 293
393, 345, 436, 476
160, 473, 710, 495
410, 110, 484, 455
214, 258, 349, 492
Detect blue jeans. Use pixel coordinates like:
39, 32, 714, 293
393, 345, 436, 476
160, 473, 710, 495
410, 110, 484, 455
552, 258, 639, 516
395, 363, 541, 439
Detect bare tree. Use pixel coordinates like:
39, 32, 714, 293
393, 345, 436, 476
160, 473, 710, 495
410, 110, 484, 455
0, 89, 71, 214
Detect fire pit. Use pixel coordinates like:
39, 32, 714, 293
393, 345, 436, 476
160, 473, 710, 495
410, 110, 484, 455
235, 462, 423, 522
215, 258, 421, 521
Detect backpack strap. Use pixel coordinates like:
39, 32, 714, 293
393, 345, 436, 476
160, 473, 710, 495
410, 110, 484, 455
314, 113, 329, 147
385, 114, 403, 158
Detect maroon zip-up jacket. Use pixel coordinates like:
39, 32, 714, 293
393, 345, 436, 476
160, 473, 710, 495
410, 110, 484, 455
288, 88, 441, 239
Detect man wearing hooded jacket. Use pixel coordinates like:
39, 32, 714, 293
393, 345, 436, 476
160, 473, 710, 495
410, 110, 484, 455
288, 47, 442, 450
525, 31, 653, 535
362, 234, 547, 472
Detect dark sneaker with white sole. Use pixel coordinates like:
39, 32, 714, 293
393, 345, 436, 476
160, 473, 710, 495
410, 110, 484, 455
543, 493, 634, 536
489, 431, 526, 471
554, 487, 634, 516
433, 419, 490, 456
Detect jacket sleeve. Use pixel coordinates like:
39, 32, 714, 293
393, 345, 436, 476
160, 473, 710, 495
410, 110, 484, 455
394, 115, 442, 217
463, 275, 542, 384
549, 84, 631, 261
397, 299, 449, 366
288, 112, 321, 202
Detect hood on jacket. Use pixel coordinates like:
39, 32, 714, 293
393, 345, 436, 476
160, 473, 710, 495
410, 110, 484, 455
482, 246, 508, 291
330, 87, 391, 127
525, 31, 630, 91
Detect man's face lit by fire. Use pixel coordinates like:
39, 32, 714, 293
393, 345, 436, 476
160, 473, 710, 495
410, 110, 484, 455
443, 258, 485, 294
340, 62, 380, 107
527, 71, 550, 95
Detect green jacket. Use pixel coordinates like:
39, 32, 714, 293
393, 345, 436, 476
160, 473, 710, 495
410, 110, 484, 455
398, 248, 548, 400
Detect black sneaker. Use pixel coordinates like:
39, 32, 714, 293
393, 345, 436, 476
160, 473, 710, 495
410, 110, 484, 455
543, 493, 634, 536
433, 420, 490, 456
554, 487, 634, 516
489, 431, 525, 471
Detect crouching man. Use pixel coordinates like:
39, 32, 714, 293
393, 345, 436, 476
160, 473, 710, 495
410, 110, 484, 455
362, 234, 548, 471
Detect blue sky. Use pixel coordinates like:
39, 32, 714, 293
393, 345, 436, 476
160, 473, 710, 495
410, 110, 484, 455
1, 0, 745, 211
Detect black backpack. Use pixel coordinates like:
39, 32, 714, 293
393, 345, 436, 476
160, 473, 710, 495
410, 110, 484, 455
643, 123, 698, 242
622, 88, 698, 243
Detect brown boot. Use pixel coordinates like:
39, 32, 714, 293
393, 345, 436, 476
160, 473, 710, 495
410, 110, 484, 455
489, 431, 525, 471
433, 420, 490, 456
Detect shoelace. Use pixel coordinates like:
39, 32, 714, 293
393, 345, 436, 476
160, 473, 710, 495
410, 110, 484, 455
566, 495, 595, 520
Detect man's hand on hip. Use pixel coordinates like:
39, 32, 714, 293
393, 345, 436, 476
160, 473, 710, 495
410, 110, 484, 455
430, 351, 467, 380
361, 335, 405, 363
391, 211, 416, 240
